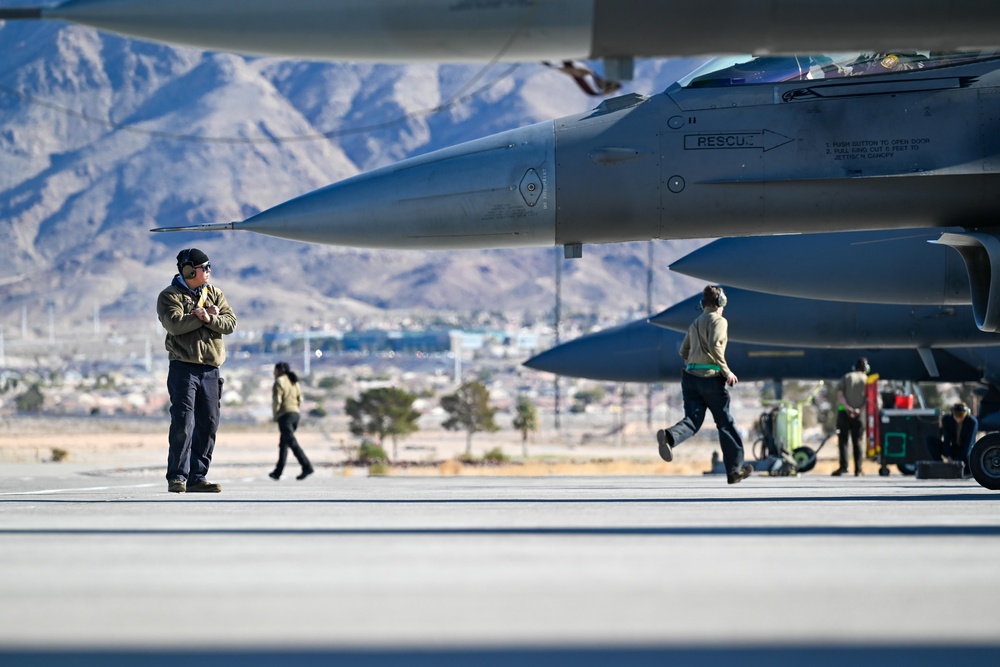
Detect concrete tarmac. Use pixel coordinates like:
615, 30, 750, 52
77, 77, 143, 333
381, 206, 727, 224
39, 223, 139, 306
1, 466, 998, 666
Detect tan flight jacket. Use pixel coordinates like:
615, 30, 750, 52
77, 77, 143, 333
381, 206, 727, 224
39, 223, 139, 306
679, 310, 732, 378
273, 374, 303, 421
156, 283, 237, 368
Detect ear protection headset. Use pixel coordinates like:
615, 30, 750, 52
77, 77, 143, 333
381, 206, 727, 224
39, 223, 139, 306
177, 249, 197, 280
700, 286, 727, 310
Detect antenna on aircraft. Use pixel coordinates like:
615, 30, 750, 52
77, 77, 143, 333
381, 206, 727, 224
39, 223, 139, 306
150, 222, 237, 233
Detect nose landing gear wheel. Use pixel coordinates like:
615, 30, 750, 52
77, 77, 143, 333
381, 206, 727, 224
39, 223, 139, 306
969, 433, 1000, 490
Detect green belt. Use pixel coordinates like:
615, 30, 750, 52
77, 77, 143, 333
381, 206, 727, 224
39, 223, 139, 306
686, 363, 721, 372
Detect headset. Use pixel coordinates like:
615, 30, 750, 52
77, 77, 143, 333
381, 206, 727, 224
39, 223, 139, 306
177, 249, 198, 280
700, 286, 727, 310
855, 357, 871, 374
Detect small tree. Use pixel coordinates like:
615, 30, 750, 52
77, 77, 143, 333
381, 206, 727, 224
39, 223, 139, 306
15, 383, 45, 414
441, 380, 499, 456
571, 385, 605, 413
357, 440, 389, 464
512, 394, 538, 457
345, 387, 420, 460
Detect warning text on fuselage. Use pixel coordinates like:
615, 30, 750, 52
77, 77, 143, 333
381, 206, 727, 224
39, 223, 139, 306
683, 130, 793, 152
685, 133, 759, 149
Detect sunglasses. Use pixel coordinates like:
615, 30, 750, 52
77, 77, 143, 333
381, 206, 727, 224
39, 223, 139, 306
195, 262, 212, 272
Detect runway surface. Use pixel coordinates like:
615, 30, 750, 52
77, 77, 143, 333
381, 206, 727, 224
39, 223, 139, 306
1, 466, 998, 666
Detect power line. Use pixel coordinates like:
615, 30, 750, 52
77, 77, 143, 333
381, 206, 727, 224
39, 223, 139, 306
0, 0, 540, 144
0, 62, 523, 144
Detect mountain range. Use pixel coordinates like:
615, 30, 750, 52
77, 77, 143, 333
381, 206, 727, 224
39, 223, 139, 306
0, 17, 708, 335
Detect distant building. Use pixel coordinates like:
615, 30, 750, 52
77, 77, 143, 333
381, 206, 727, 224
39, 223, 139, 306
262, 327, 539, 357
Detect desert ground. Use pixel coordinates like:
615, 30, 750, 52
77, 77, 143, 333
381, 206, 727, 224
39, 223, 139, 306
0, 413, 859, 479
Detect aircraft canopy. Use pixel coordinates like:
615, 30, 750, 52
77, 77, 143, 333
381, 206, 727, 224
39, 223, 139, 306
677, 50, 1000, 88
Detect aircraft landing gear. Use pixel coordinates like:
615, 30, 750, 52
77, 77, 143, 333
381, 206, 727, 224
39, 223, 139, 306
969, 433, 1000, 490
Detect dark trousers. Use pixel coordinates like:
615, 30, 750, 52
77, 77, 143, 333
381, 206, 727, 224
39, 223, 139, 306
166, 361, 221, 483
666, 372, 745, 474
274, 412, 312, 476
836, 410, 864, 472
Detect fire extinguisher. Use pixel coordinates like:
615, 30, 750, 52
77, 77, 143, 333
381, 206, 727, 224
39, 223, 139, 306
865, 373, 880, 459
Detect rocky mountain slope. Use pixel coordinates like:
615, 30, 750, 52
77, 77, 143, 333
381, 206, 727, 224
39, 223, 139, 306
0, 19, 707, 334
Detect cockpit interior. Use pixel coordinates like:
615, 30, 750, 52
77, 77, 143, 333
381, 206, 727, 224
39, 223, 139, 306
677, 50, 1000, 88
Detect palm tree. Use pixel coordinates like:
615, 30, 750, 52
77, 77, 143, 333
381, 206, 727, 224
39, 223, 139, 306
512, 395, 538, 457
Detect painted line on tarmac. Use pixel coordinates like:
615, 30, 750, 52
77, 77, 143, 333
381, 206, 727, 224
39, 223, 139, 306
0, 483, 159, 496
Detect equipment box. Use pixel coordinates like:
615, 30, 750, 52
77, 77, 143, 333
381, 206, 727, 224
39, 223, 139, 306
915, 460, 965, 479
879, 409, 939, 476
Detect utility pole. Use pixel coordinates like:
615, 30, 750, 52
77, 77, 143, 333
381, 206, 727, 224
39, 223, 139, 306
647, 242, 654, 429
47, 301, 55, 346
450, 330, 463, 383
620, 382, 628, 446
554, 248, 562, 432
303, 330, 311, 377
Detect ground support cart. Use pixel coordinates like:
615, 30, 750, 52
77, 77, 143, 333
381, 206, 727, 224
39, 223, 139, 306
878, 408, 939, 476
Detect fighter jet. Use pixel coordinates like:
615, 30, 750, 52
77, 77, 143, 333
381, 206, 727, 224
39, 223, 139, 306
523, 317, 1000, 489
670, 228, 1000, 333
669, 228, 970, 306
151, 50, 1000, 268
648, 287, 1000, 349
5, 0, 1000, 79
524, 317, 986, 388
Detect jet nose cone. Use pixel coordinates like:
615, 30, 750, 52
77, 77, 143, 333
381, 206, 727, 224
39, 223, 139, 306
668, 239, 747, 282
648, 298, 702, 332
239, 121, 556, 249
524, 320, 681, 382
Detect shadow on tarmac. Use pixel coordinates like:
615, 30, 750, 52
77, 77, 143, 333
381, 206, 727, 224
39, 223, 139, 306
3, 646, 999, 667
1, 526, 999, 537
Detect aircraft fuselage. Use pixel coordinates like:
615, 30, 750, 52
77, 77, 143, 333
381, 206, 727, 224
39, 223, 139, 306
19, 1, 1000, 63
554, 57, 1000, 245
159, 53, 1000, 252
